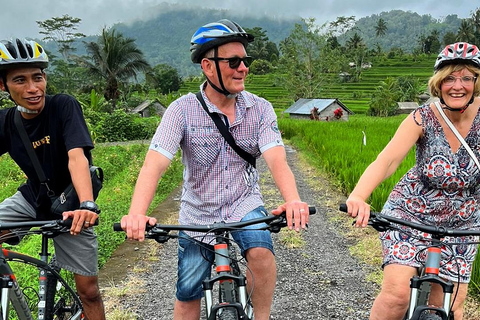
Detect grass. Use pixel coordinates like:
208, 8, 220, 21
279, 114, 480, 317
0, 142, 184, 302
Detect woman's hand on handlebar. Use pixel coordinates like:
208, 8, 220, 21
120, 214, 157, 241
345, 196, 370, 228
271, 200, 309, 232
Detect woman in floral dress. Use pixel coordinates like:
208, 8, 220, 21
344, 42, 480, 320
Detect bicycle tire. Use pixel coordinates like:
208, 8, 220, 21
6, 252, 83, 320
3, 280, 34, 320
43, 271, 83, 320
218, 280, 238, 320
418, 313, 443, 320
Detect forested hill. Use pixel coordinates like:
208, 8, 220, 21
112, 4, 300, 76
48, 5, 466, 76
340, 10, 463, 51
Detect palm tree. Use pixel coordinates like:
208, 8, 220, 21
80, 28, 151, 110
375, 18, 388, 37
470, 8, 480, 44
456, 19, 475, 43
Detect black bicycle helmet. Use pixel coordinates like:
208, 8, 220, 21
190, 19, 254, 63
0, 38, 48, 71
434, 42, 480, 72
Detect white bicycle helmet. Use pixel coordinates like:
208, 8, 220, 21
434, 42, 480, 72
0, 38, 48, 71
190, 19, 254, 63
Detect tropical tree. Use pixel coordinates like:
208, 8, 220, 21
470, 7, 480, 44
277, 18, 328, 100
346, 33, 369, 81
146, 63, 183, 95
244, 27, 279, 63
456, 19, 475, 43
418, 30, 441, 54
375, 18, 388, 37
328, 16, 356, 37
36, 15, 85, 61
368, 77, 401, 117
79, 28, 151, 111
442, 31, 457, 46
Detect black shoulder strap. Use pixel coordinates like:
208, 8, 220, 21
195, 92, 256, 168
14, 110, 49, 184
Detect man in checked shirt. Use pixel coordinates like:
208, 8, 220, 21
120, 19, 310, 320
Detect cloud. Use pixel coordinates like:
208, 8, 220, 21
0, 0, 476, 40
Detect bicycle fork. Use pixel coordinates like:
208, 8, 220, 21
203, 240, 250, 319
407, 246, 454, 320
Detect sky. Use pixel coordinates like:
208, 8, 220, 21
1, 0, 478, 40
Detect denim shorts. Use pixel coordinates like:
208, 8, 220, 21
175, 206, 274, 301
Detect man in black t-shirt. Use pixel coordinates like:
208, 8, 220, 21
0, 38, 105, 319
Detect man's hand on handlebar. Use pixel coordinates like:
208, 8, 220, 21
271, 200, 309, 232
120, 214, 157, 241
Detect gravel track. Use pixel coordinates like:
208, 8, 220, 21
100, 144, 378, 319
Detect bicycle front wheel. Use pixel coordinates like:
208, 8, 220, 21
418, 313, 443, 320
1, 281, 33, 320
218, 280, 238, 320
7, 252, 83, 320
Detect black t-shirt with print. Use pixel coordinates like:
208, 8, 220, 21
0, 94, 94, 217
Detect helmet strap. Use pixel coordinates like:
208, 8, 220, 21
207, 47, 237, 99
439, 96, 474, 113
16, 105, 39, 114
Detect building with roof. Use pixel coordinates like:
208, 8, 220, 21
396, 102, 419, 114
283, 98, 353, 121
131, 99, 167, 117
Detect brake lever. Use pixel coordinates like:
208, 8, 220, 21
268, 215, 287, 233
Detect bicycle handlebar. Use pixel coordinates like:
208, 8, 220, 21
113, 207, 316, 236
0, 218, 99, 232
339, 203, 480, 237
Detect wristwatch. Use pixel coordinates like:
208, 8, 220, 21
79, 201, 101, 214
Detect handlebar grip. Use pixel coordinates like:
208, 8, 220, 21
308, 206, 316, 215
113, 223, 123, 231
339, 203, 347, 213
59, 218, 99, 228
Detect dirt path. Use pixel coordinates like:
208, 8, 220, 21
99, 144, 378, 319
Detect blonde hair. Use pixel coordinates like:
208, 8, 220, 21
428, 63, 480, 98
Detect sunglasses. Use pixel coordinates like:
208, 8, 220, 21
207, 56, 253, 69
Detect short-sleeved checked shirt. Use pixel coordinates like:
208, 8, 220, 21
150, 84, 284, 229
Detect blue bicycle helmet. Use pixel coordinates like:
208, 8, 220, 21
0, 38, 48, 71
190, 19, 254, 63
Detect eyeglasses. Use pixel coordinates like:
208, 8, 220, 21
442, 75, 477, 86
207, 56, 253, 69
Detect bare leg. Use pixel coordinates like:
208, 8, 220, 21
370, 264, 417, 320
246, 247, 276, 320
429, 282, 468, 320
174, 299, 201, 320
74, 274, 105, 320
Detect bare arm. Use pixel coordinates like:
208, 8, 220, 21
64, 147, 96, 235
262, 146, 309, 231
346, 113, 422, 227
121, 149, 172, 241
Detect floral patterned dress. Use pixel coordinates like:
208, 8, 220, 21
380, 104, 480, 282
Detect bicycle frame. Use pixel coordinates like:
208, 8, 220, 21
203, 231, 252, 319
339, 204, 480, 320
0, 220, 83, 320
114, 207, 316, 319
407, 243, 454, 320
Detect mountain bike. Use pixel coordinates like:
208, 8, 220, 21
0, 219, 88, 320
339, 203, 480, 320
114, 207, 316, 320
